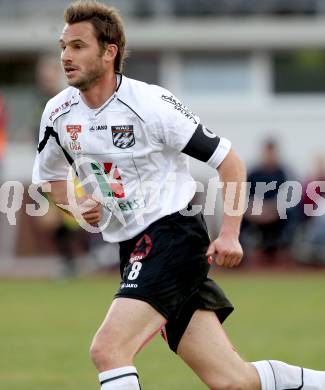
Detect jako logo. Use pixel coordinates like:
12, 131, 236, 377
121, 283, 138, 289
89, 124, 108, 132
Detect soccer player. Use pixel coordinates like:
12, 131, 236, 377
32, 1, 325, 389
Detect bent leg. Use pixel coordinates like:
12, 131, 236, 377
176, 309, 325, 390
90, 297, 166, 370
177, 309, 260, 390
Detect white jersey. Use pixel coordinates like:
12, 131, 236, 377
33, 75, 231, 242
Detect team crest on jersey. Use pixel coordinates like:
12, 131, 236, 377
111, 125, 135, 149
66, 125, 82, 141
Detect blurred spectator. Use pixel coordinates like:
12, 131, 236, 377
300, 155, 325, 219
293, 156, 325, 265
0, 92, 7, 181
241, 139, 295, 267
32, 55, 66, 142
33, 54, 89, 277
0, 92, 8, 257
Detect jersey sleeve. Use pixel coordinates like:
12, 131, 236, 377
151, 87, 231, 169
32, 104, 72, 184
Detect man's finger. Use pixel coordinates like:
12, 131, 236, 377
82, 208, 101, 216
215, 253, 225, 266
84, 215, 101, 224
79, 198, 101, 213
206, 242, 216, 257
221, 255, 231, 268
84, 214, 100, 222
228, 254, 242, 268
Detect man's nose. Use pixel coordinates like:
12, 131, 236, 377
61, 47, 72, 63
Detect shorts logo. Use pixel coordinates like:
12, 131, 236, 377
66, 125, 82, 141
121, 283, 138, 289
111, 125, 135, 149
130, 234, 152, 263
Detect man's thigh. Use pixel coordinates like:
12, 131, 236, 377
177, 309, 260, 389
93, 297, 166, 358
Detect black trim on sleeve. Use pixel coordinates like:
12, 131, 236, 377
38, 126, 74, 167
37, 126, 52, 154
181, 124, 220, 162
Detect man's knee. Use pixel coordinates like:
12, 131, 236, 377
89, 331, 132, 369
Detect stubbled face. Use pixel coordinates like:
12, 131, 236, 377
60, 21, 106, 91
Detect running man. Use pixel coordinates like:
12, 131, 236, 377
33, 1, 325, 389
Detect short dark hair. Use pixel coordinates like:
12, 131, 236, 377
64, 0, 127, 72
264, 139, 278, 151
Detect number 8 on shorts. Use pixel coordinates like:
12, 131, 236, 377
128, 261, 143, 280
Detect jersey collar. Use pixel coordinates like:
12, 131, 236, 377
115, 74, 147, 123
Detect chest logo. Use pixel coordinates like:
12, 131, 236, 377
89, 124, 108, 132
67, 125, 82, 152
66, 125, 82, 141
111, 125, 135, 149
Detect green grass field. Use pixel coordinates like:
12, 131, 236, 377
1, 273, 325, 389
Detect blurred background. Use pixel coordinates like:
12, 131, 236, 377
1, 2, 325, 389
1, 0, 325, 275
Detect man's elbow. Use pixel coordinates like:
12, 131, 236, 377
218, 148, 246, 175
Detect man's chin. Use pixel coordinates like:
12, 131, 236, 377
66, 74, 98, 91
66, 78, 83, 89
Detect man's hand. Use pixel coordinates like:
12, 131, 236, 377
206, 233, 243, 268
209, 148, 246, 268
47, 181, 103, 226
78, 195, 103, 225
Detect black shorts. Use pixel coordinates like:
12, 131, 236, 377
115, 211, 234, 352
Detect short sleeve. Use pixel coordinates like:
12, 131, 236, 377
32, 104, 71, 184
150, 87, 231, 168
151, 88, 200, 152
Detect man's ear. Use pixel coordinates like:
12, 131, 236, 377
104, 44, 118, 64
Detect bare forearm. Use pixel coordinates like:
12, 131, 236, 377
217, 149, 247, 237
206, 149, 246, 268
44, 180, 102, 225
45, 180, 69, 206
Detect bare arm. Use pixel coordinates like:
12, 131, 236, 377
206, 149, 247, 268
46, 180, 69, 205
45, 180, 103, 225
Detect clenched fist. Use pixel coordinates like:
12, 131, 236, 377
206, 234, 243, 268
78, 195, 103, 225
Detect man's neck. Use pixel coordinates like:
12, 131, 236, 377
80, 71, 117, 109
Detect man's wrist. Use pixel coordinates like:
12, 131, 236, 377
219, 224, 241, 239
